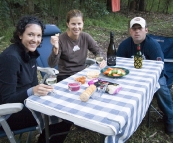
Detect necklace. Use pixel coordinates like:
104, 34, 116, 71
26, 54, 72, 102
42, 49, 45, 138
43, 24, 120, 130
67, 32, 81, 52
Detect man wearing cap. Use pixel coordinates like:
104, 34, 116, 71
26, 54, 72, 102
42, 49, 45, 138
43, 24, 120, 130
117, 17, 173, 135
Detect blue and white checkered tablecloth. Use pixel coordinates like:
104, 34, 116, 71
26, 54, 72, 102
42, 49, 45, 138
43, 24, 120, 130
25, 57, 163, 143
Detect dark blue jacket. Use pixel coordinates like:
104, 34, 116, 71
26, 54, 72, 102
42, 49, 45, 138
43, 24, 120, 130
0, 43, 39, 104
117, 35, 164, 77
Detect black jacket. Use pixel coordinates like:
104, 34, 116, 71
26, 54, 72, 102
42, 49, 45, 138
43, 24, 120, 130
0, 43, 39, 104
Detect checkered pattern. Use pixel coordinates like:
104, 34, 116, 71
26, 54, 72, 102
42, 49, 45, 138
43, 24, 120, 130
25, 57, 163, 143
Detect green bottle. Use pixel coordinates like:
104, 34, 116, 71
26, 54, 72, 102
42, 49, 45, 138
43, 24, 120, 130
107, 32, 116, 66
134, 44, 142, 69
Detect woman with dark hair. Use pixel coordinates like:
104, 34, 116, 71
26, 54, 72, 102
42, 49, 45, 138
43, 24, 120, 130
0, 16, 71, 143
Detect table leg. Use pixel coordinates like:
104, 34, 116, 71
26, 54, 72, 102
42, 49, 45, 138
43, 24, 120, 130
44, 114, 50, 143
100, 134, 106, 143
147, 104, 151, 128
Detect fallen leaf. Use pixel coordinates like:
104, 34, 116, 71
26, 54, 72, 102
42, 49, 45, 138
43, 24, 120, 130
149, 132, 157, 138
142, 138, 144, 143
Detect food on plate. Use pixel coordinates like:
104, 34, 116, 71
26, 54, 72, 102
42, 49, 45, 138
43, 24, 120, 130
80, 84, 96, 102
75, 76, 86, 84
103, 67, 126, 77
86, 70, 100, 79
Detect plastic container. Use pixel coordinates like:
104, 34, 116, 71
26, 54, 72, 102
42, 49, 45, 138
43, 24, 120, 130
68, 82, 81, 92
75, 76, 86, 84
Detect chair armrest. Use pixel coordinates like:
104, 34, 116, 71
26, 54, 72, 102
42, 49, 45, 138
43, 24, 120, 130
164, 59, 173, 62
37, 66, 59, 75
0, 103, 23, 116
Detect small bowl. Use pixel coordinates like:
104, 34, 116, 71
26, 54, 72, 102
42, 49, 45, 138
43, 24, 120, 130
68, 82, 81, 92
75, 76, 86, 84
86, 70, 100, 79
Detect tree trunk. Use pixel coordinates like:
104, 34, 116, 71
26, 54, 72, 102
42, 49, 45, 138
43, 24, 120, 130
149, 0, 154, 14
79, 0, 83, 9
128, 0, 136, 11
138, 0, 145, 11
107, 0, 112, 12
128, 0, 145, 11
26, 0, 34, 14
80, 0, 85, 5
5, 0, 15, 26
157, 0, 161, 12
165, 0, 171, 14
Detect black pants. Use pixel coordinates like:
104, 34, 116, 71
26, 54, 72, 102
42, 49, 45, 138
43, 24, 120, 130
37, 120, 72, 143
0, 106, 72, 143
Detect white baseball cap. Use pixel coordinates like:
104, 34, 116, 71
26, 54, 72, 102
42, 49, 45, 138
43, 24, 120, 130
130, 17, 146, 28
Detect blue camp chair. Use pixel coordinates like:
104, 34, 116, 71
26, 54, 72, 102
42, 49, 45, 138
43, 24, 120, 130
147, 34, 173, 127
148, 34, 173, 86
36, 24, 71, 140
36, 24, 61, 77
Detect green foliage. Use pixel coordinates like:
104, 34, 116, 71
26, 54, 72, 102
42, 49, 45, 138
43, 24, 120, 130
121, 0, 173, 14
0, 0, 29, 28
146, 0, 169, 13
1, 0, 173, 32
0, 0, 109, 29
0, 26, 15, 44
0, 1, 11, 28
85, 13, 128, 31
81, 0, 109, 18
145, 0, 173, 13
0, 0, 173, 40
83, 12, 129, 43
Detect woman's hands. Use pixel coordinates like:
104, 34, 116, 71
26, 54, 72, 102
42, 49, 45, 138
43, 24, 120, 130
51, 34, 59, 55
33, 84, 54, 96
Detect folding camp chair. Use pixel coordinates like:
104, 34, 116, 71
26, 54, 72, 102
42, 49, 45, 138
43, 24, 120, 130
36, 24, 61, 77
148, 34, 173, 86
147, 34, 173, 127
0, 103, 38, 143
